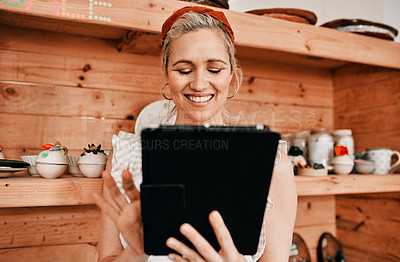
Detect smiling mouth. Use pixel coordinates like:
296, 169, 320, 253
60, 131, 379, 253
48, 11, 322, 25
184, 94, 215, 103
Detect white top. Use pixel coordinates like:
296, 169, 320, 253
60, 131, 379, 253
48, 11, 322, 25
111, 131, 286, 262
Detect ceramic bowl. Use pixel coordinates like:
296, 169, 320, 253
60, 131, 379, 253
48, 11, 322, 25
36, 163, 67, 179
36, 150, 68, 165
332, 163, 354, 175
297, 168, 328, 176
35, 150, 68, 178
78, 164, 105, 178
67, 155, 84, 177
355, 160, 375, 174
79, 152, 107, 165
21, 155, 39, 176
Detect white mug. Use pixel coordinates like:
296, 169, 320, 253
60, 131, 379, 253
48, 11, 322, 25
366, 148, 400, 174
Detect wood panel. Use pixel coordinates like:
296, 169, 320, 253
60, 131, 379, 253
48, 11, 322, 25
0, 24, 160, 65
336, 193, 400, 262
238, 76, 332, 107
0, 49, 333, 107
334, 104, 400, 135
225, 101, 332, 133
0, 113, 134, 152
0, 177, 103, 207
0, 25, 333, 87
295, 175, 400, 196
0, 79, 330, 119
0, 101, 330, 159
354, 131, 400, 154
0, 82, 161, 118
0, 205, 100, 248
333, 64, 400, 153
333, 64, 400, 91
0, 244, 98, 262
0, 49, 165, 94
294, 196, 336, 262
238, 58, 332, 86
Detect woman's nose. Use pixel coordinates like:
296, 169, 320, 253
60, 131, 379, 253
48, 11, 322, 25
190, 70, 209, 91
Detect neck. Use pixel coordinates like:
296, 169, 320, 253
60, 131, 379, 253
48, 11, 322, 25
174, 111, 225, 126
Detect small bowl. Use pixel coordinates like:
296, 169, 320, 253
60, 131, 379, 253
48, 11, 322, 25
36, 163, 67, 179
297, 168, 328, 176
67, 155, 84, 177
79, 164, 105, 178
27, 166, 39, 176
355, 160, 375, 174
21, 155, 40, 176
332, 163, 353, 175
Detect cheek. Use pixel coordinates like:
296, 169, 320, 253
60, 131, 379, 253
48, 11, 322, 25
216, 75, 232, 94
168, 76, 186, 96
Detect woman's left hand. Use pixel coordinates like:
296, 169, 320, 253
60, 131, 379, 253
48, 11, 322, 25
166, 210, 247, 262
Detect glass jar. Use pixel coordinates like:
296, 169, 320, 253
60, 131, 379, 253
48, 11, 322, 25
332, 129, 354, 158
292, 131, 310, 161
308, 128, 334, 167
281, 133, 293, 153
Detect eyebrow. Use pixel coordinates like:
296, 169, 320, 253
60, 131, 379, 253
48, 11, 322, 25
172, 59, 227, 67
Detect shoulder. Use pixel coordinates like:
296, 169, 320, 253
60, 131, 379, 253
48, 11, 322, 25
275, 149, 295, 179
270, 148, 297, 210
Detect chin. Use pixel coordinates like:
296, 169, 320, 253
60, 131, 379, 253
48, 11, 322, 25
181, 110, 217, 125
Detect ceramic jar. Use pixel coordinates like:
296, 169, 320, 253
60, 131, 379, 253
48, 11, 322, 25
292, 131, 310, 161
333, 129, 354, 158
308, 129, 333, 168
331, 154, 354, 175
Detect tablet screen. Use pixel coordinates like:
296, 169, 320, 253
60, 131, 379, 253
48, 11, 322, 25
140, 125, 280, 255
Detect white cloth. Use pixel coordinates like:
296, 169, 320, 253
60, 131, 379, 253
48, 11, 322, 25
111, 131, 285, 262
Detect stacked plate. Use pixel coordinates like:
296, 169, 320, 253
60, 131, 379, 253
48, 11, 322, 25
0, 159, 29, 178
246, 8, 318, 25
321, 19, 398, 41
179, 0, 229, 9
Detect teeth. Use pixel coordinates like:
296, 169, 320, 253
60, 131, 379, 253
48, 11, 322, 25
187, 95, 213, 102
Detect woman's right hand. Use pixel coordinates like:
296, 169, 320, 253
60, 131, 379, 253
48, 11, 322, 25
94, 170, 148, 261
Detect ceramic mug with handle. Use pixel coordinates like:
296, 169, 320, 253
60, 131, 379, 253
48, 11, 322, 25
366, 148, 400, 174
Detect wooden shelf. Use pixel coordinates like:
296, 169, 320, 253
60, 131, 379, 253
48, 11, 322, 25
0, 175, 103, 208
1, 174, 400, 207
295, 174, 400, 196
1, 0, 400, 69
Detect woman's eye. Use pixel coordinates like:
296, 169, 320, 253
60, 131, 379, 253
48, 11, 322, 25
209, 69, 221, 74
178, 70, 192, 75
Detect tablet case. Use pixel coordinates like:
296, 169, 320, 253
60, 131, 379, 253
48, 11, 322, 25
140, 125, 280, 255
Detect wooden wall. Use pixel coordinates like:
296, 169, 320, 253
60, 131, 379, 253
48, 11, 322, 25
0, 23, 334, 261
0, 205, 100, 261
333, 64, 400, 153
0, 23, 333, 160
295, 196, 336, 262
333, 64, 400, 261
336, 193, 400, 262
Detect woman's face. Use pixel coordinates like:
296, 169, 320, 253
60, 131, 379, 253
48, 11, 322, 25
167, 28, 232, 125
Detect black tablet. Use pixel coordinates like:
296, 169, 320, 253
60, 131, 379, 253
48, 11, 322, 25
140, 125, 280, 255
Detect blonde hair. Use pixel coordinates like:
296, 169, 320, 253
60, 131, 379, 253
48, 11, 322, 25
161, 11, 242, 122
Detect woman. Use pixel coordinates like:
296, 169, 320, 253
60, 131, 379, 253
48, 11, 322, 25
94, 6, 297, 262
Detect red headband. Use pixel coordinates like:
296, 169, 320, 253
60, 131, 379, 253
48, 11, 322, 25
161, 6, 235, 44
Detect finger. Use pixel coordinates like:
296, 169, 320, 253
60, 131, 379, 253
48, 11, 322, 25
93, 193, 121, 224
122, 170, 139, 202
209, 211, 237, 253
103, 170, 129, 211
179, 224, 219, 261
168, 253, 188, 262
166, 237, 204, 262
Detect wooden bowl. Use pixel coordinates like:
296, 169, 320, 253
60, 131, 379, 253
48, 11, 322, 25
246, 8, 318, 25
297, 168, 328, 176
